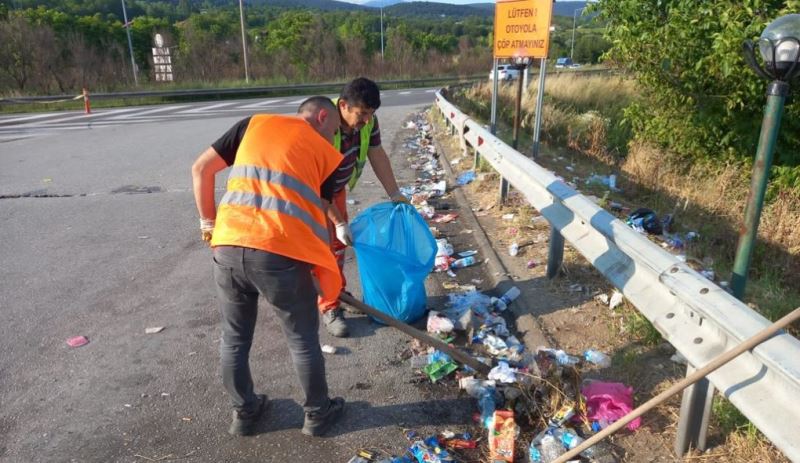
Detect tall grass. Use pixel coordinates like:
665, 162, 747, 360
452, 75, 800, 326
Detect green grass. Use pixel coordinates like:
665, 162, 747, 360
622, 305, 663, 346
712, 395, 759, 441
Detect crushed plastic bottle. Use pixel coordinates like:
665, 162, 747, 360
551, 427, 600, 458
539, 434, 565, 463
583, 349, 612, 368
508, 242, 519, 256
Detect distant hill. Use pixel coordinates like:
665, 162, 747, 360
250, 0, 367, 11
384, 1, 491, 17
364, 1, 589, 18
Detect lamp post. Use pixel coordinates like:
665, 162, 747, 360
570, 7, 584, 63
239, 0, 250, 83
731, 14, 800, 299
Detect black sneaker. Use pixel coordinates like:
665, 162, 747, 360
302, 397, 345, 437
323, 308, 349, 338
228, 394, 268, 436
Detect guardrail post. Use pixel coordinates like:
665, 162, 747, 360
546, 226, 565, 278
472, 144, 481, 170
675, 364, 715, 455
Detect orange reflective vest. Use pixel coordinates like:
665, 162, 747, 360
210, 115, 343, 300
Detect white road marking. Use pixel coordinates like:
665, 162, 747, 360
0, 112, 66, 124
108, 104, 191, 119
399, 91, 412, 95
179, 102, 237, 114
239, 99, 285, 109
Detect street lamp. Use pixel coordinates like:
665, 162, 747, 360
731, 14, 800, 299
239, 0, 250, 83
570, 7, 585, 62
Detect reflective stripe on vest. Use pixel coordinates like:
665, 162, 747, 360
332, 97, 374, 191
227, 165, 324, 212
219, 190, 329, 244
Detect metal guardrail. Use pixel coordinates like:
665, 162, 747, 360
433, 90, 800, 461
0, 76, 482, 105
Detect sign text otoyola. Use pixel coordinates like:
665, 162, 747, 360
494, 0, 553, 59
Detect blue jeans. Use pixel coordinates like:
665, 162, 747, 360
212, 246, 329, 414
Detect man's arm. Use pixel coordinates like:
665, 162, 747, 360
191, 147, 229, 240
367, 145, 405, 201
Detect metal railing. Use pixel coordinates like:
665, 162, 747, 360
0, 75, 483, 105
434, 90, 800, 461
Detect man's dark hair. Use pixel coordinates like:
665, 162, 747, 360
339, 77, 381, 110
297, 96, 336, 114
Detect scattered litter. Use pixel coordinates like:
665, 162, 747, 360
671, 352, 688, 365
609, 290, 624, 309
508, 242, 519, 256
161, 392, 170, 397
457, 250, 477, 257
489, 410, 517, 462
427, 311, 455, 334
432, 213, 459, 223
582, 380, 641, 430
456, 170, 476, 186
627, 208, 662, 235
346, 199, 359, 205
584, 349, 612, 368
450, 256, 476, 269
527, 259, 539, 269
66, 336, 89, 348
502, 213, 515, 220
145, 326, 165, 334
321, 344, 338, 354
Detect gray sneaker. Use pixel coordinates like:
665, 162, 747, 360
323, 308, 349, 337
302, 397, 345, 437
228, 394, 268, 436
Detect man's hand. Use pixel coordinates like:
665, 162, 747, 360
390, 191, 410, 204
200, 218, 215, 243
335, 222, 354, 246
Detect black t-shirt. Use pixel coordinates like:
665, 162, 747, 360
211, 117, 336, 201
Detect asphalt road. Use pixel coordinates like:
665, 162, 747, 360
0, 88, 474, 462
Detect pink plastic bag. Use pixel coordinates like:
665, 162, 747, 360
581, 380, 641, 431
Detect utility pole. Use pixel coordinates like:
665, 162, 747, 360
570, 7, 583, 62
121, 0, 138, 86
239, 0, 250, 83
380, 2, 385, 60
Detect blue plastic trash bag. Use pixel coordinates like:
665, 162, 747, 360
350, 202, 436, 323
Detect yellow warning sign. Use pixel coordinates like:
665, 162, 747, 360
494, 0, 553, 59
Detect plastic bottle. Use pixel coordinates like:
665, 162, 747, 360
492, 286, 521, 311
554, 350, 580, 366
451, 256, 476, 269
477, 387, 496, 428
539, 434, 564, 463
550, 428, 599, 458
500, 286, 521, 305
583, 349, 612, 368
508, 242, 519, 256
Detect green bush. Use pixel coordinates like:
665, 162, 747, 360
596, 0, 800, 167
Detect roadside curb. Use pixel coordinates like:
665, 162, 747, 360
428, 110, 552, 352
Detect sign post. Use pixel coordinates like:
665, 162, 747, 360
493, 0, 553, 202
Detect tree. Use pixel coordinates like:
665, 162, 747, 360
597, 0, 800, 165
